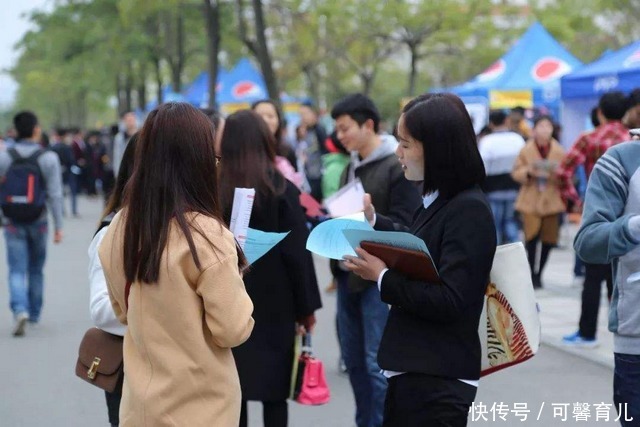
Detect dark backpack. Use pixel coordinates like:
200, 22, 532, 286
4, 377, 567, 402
0, 148, 47, 223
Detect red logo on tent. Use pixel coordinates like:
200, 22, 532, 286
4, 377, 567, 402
232, 81, 264, 99
216, 82, 222, 93
623, 49, 640, 68
531, 57, 571, 82
477, 59, 506, 82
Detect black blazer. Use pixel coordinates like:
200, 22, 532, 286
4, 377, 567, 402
232, 176, 322, 401
375, 186, 496, 380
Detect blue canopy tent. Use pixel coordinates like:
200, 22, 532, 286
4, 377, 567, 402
216, 58, 269, 108
182, 58, 310, 109
447, 22, 582, 120
561, 39, 640, 145
181, 69, 229, 108
210, 59, 309, 128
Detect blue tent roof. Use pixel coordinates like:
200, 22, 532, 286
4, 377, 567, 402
561, 39, 640, 99
449, 22, 582, 108
216, 58, 268, 104
180, 58, 310, 109
182, 69, 229, 107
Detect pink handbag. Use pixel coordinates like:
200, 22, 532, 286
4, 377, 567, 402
293, 335, 330, 405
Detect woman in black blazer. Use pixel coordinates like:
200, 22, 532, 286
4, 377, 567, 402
344, 93, 497, 427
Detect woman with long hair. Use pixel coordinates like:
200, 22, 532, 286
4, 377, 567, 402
512, 115, 566, 288
344, 93, 496, 426
88, 133, 138, 427
252, 99, 304, 189
219, 110, 322, 427
98, 102, 254, 426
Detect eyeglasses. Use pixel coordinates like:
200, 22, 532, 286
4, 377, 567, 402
215, 155, 222, 165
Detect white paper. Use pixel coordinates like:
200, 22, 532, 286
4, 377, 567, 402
337, 212, 367, 222
323, 178, 366, 218
229, 188, 255, 250
306, 218, 373, 260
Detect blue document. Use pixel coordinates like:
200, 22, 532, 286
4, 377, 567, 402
306, 217, 373, 259
244, 228, 290, 264
342, 229, 431, 256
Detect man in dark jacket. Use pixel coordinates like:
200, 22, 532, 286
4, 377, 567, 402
331, 94, 421, 427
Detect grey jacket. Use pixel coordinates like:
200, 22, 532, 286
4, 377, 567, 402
0, 141, 64, 231
574, 140, 640, 355
341, 135, 422, 292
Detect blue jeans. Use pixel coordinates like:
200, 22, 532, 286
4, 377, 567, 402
69, 173, 80, 216
337, 275, 389, 427
4, 221, 48, 321
488, 197, 519, 245
614, 353, 640, 426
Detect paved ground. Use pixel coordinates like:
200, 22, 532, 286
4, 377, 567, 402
0, 197, 623, 426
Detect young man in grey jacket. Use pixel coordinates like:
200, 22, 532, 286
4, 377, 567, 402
0, 111, 64, 336
331, 94, 421, 427
574, 138, 640, 426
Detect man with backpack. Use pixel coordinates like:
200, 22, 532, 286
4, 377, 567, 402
0, 111, 64, 336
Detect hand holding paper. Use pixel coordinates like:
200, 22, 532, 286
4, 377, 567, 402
229, 188, 255, 250
343, 247, 388, 282
342, 229, 439, 282
305, 214, 373, 259
363, 193, 375, 224
323, 179, 365, 217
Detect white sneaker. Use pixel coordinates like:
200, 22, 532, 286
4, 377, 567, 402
12, 312, 28, 337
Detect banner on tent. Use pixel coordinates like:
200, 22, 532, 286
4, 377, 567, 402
221, 102, 303, 116
490, 90, 533, 108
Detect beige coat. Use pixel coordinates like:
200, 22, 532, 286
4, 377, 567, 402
512, 139, 566, 216
99, 211, 254, 427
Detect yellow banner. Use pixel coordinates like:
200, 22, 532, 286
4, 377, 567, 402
489, 90, 533, 109
221, 102, 302, 116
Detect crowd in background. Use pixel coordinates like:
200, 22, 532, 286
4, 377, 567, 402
1, 88, 640, 427
477, 88, 640, 350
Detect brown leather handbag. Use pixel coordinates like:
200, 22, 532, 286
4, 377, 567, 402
75, 328, 123, 392
75, 281, 131, 393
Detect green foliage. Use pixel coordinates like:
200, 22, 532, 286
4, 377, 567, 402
7, 0, 640, 127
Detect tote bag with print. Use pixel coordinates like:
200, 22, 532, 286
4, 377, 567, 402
479, 242, 541, 376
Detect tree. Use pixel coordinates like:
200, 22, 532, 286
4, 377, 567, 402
595, 0, 640, 46
236, 0, 280, 102
530, 0, 612, 63
322, 0, 398, 96
268, 0, 325, 104
203, 0, 221, 107
11, 1, 120, 126
389, 0, 502, 96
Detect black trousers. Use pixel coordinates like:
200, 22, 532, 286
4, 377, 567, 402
383, 373, 477, 427
579, 263, 613, 339
239, 400, 288, 427
105, 373, 124, 427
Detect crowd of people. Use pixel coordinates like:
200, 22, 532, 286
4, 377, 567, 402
477, 89, 640, 351
1, 87, 639, 427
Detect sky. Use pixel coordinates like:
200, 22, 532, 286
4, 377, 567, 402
0, 0, 52, 107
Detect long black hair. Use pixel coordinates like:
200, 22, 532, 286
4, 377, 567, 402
218, 110, 286, 215
122, 102, 246, 283
401, 93, 486, 197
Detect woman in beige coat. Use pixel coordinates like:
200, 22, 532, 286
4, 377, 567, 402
512, 115, 566, 289
99, 102, 254, 426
